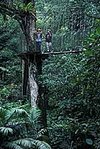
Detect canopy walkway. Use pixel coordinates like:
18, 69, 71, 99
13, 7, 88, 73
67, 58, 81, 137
18, 50, 83, 61
43, 50, 83, 55
17, 1, 94, 99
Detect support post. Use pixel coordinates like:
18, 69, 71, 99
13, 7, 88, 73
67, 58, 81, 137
22, 59, 29, 96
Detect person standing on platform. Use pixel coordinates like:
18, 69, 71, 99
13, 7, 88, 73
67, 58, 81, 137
35, 28, 42, 52
45, 30, 52, 52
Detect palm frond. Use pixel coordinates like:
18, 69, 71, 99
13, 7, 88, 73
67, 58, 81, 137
34, 140, 51, 149
0, 127, 13, 136
13, 138, 51, 149
14, 138, 34, 148
6, 108, 29, 123
14, 108, 29, 117
5, 142, 23, 149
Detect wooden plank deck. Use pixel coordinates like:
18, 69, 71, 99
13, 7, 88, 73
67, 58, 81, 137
18, 50, 84, 61
43, 50, 83, 55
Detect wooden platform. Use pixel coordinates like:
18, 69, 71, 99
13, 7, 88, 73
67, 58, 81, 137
18, 50, 83, 61
18, 51, 48, 62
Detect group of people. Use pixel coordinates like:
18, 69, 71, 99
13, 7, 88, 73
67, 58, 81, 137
34, 28, 52, 53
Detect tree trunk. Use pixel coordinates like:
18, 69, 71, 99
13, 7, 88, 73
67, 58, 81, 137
21, 0, 36, 96
29, 63, 38, 107
20, 0, 49, 143
0, 0, 50, 145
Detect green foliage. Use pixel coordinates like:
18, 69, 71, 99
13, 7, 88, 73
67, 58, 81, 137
7, 139, 51, 149
0, 16, 23, 53
18, 2, 34, 12
30, 107, 41, 123
40, 18, 100, 148
36, 0, 98, 51
0, 105, 50, 149
0, 127, 13, 136
0, 0, 100, 148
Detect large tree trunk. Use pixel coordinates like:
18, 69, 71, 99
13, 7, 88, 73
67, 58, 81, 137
0, 0, 50, 145
21, 0, 48, 133
21, 13, 35, 52
29, 64, 38, 107
20, 1, 49, 139
21, 0, 36, 96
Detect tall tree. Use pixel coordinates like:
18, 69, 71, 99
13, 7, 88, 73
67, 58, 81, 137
0, 0, 49, 143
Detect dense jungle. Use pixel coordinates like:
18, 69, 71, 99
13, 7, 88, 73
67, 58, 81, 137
0, 0, 100, 149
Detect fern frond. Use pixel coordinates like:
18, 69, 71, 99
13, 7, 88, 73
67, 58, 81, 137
26, 2, 34, 11
29, 107, 41, 123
